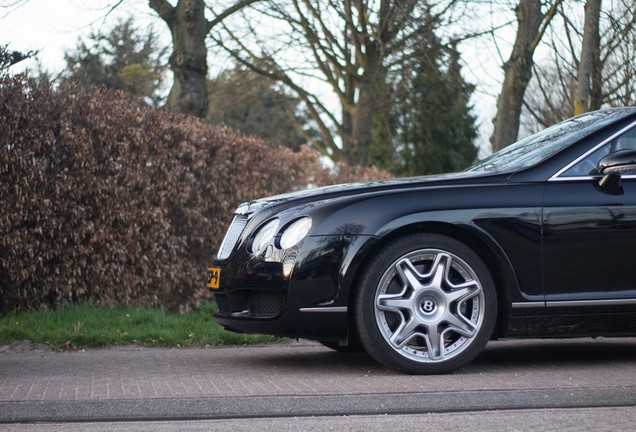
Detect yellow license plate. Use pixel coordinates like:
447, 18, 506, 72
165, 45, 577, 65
207, 267, 220, 289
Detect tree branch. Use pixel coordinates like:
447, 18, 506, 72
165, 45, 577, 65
206, 0, 262, 33
148, 0, 175, 29
213, 28, 343, 158
529, 0, 563, 53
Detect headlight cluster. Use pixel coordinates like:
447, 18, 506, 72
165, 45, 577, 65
279, 217, 312, 249
249, 219, 280, 255
248, 216, 312, 255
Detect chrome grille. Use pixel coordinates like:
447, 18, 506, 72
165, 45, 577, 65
217, 215, 248, 260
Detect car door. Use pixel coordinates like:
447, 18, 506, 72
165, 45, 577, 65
542, 125, 636, 304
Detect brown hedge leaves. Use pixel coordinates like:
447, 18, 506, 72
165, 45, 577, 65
0, 75, 389, 313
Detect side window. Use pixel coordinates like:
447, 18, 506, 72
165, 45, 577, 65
561, 127, 636, 177
614, 128, 636, 151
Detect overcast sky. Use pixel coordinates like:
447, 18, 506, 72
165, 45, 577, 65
0, 0, 159, 71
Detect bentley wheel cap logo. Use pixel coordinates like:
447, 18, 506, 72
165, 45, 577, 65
420, 297, 437, 314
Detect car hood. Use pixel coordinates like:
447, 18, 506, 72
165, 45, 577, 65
235, 170, 510, 217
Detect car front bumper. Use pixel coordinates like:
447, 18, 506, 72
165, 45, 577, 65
210, 234, 373, 342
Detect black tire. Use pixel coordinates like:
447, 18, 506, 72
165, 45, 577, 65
354, 233, 497, 374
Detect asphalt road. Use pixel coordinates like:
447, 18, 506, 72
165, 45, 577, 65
2, 337, 636, 430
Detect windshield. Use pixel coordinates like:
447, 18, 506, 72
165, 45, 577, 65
468, 109, 636, 173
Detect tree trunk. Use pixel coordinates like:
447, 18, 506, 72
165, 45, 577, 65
491, 0, 547, 152
150, 0, 209, 117
346, 41, 384, 167
589, 31, 602, 111
575, 0, 602, 115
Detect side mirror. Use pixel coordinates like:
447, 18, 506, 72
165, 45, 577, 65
595, 150, 636, 196
598, 150, 636, 175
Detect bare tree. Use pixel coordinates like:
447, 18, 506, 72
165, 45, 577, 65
600, 0, 636, 106
522, 0, 636, 133
213, 0, 457, 166
490, 0, 561, 152
2, 0, 261, 117
148, 0, 260, 117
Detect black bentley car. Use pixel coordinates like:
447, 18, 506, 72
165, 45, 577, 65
208, 108, 636, 374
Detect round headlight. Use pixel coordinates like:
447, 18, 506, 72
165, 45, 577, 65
279, 217, 312, 249
249, 219, 279, 255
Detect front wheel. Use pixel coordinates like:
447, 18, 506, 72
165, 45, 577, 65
355, 234, 497, 374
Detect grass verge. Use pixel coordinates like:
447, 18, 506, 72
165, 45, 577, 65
0, 303, 285, 350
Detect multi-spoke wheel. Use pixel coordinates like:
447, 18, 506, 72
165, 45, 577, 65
355, 234, 497, 374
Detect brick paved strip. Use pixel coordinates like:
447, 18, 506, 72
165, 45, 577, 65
1, 387, 636, 424
3, 339, 636, 403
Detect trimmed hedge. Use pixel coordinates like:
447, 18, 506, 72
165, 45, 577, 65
0, 75, 388, 313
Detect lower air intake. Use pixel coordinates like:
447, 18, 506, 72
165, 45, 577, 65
248, 292, 285, 318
